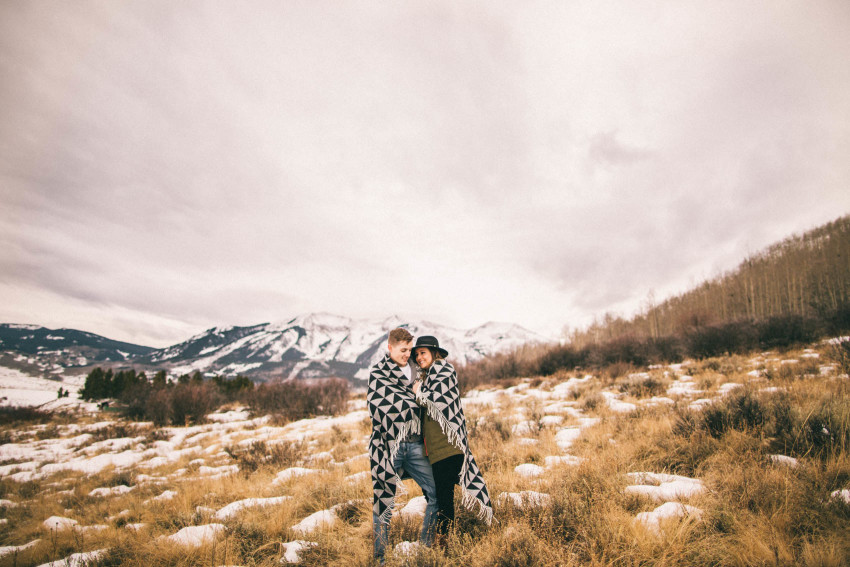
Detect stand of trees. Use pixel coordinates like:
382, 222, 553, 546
569, 215, 850, 347
459, 215, 850, 389
79, 367, 349, 426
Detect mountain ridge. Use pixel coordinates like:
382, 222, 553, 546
0, 315, 550, 384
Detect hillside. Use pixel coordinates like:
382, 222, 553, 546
570, 214, 850, 347
0, 339, 847, 565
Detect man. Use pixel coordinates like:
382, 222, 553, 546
367, 327, 437, 562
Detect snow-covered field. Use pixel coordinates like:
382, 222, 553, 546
0, 367, 86, 408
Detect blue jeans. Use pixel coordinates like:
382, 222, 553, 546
373, 441, 438, 559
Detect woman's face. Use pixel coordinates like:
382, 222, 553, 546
414, 347, 434, 369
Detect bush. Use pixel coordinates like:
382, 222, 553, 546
757, 314, 819, 349
686, 321, 758, 358
170, 383, 223, 426
700, 389, 767, 438
249, 378, 350, 421
538, 345, 586, 376
0, 405, 50, 425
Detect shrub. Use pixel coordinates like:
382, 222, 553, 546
249, 378, 350, 421
538, 345, 586, 376
686, 321, 758, 358
828, 338, 850, 376
170, 383, 223, 426
225, 440, 304, 472
700, 389, 767, 438
0, 405, 50, 425
757, 314, 819, 349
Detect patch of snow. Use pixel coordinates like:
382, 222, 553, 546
540, 415, 564, 426
145, 490, 178, 504
769, 454, 799, 468
688, 399, 714, 411
718, 383, 742, 394
162, 524, 225, 547
667, 381, 702, 396
399, 496, 427, 518
496, 491, 551, 508
345, 471, 370, 484
625, 472, 705, 501
830, 489, 850, 504
35, 549, 108, 567
544, 455, 583, 467
273, 467, 320, 485
511, 420, 536, 435
602, 391, 637, 413
514, 463, 545, 478
215, 496, 292, 520
198, 464, 239, 477
0, 539, 40, 558
280, 540, 317, 563
555, 427, 582, 451
393, 541, 423, 558
634, 502, 703, 536
206, 409, 251, 422
291, 509, 336, 535
42, 516, 78, 530
89, 485, 134, 498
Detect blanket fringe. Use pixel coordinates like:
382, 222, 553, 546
461, 487, 495, 525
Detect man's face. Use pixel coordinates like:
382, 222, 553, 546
388, 340, 412, 367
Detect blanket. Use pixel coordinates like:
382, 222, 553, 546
367, 354, 422, 521
416, 359, 494, 524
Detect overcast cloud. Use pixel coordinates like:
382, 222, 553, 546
1, 1, 849, 347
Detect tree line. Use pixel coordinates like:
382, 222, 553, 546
458, 215, 850, 388
79, 367, 348, 426
568, 214, 850, 347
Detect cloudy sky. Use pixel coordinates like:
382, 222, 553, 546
1, 1, 849, 347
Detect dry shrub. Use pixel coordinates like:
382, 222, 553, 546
0, 405, 51, 426
250, 378, 349, 422
225, 440, 304, 473
617, 374, 667, 399
828, 338, 850, 376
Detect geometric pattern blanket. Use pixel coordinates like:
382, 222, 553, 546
415, 359, 494, 524
367, 354, 423, 522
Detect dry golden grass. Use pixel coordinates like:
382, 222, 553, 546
1, 342, 849, 566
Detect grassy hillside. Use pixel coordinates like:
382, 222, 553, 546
1, 337, 848, 566
571, 214, 850, 347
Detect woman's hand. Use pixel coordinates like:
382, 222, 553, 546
412, 379, 421, 395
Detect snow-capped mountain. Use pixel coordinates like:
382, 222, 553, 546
0, 315, 550, 384
136, 313, 549, 382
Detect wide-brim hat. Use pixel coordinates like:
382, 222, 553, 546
412, 335, 449, 358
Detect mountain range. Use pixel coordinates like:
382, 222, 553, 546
0, 314, 549, 384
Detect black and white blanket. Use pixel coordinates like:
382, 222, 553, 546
367, 354, 422, 522
415, 359, 494, 524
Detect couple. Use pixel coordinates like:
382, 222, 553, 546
367, 327, 493, 562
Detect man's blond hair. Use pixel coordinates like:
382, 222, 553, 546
388, 327, 413, 345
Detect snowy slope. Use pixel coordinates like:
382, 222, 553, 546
1, 315, 551, 384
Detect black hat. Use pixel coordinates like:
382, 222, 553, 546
412, 335, 449, 358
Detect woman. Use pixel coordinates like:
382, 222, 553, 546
411, 335, 493, 541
